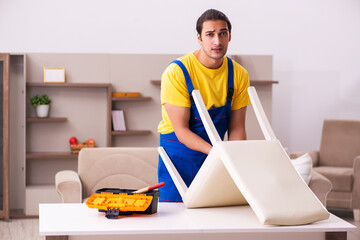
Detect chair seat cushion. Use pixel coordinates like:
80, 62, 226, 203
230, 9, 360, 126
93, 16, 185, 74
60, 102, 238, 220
314, 166, 353, 192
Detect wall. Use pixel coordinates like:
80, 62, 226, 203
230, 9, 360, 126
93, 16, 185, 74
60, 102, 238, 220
1, 0, 360, 152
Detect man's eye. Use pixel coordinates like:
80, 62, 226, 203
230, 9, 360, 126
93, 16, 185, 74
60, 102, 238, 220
207, 33, 213, 37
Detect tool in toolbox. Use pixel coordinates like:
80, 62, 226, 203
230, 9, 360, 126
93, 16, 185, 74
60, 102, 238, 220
133, 182, 165, 194
86, 182, 165, 219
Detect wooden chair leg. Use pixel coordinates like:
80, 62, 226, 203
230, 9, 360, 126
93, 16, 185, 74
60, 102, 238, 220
353, 209, 360, 221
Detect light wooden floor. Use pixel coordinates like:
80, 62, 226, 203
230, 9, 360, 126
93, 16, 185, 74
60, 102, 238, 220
0, 210, 359, 240
0, 218, 42, 240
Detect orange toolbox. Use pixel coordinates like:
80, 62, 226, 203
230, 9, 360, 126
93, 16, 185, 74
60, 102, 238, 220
86, 188, 160, 219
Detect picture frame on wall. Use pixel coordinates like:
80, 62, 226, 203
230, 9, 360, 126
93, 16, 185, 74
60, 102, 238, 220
44, 67, 65, 83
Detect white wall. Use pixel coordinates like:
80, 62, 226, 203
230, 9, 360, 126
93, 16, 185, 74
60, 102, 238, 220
1, 0, 359, 152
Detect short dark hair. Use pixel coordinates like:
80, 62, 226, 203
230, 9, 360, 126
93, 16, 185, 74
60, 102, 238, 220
196, 9, 232, 35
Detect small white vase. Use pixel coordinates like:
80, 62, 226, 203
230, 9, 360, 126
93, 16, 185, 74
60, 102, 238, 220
36, 104, 50, 118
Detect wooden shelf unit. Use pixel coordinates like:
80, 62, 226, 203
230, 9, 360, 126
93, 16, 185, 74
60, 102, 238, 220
25, 82, 113, 215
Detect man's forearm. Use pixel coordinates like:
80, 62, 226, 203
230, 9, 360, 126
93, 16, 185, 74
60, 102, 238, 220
228, 128, 247, 141
174, 128, 212, 155
228, 107, 247, 141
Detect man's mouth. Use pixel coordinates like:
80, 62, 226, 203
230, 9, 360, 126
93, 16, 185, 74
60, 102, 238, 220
212, 47, 223, 52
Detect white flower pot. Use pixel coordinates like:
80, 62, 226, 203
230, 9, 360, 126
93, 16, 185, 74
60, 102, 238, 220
36, 104, 50, 118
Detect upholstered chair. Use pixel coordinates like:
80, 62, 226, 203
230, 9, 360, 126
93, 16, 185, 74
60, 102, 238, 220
291, 119, 360, 221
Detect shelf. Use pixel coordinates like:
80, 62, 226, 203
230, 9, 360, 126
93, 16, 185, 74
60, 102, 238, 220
250, 80, 279, 85
112, 96, 152, 102
26, 82, 112, 88
26, 152, 78, 159
150, 80, 161, 85
26, 184, 56, 190
26, 117, 67, 123
112, 130, 152, 136
150, 80, 278, 86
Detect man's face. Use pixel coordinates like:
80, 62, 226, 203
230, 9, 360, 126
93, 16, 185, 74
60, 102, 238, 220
197, 20, 231, 61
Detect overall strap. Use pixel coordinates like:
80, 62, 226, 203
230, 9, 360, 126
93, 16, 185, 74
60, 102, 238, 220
172, 58, 234, 106
171, 60, 195, 102
226, 57, 234, 106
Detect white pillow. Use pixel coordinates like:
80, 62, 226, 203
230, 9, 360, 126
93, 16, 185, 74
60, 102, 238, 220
291, 153, 312, 185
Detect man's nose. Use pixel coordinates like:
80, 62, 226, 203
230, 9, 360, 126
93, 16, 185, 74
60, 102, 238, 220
213, 35, 220, 45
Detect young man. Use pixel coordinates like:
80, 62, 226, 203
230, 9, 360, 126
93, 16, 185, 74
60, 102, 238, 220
158, 9, 251, 202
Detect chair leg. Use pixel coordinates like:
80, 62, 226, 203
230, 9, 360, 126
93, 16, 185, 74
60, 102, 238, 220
354, 209, 360, 221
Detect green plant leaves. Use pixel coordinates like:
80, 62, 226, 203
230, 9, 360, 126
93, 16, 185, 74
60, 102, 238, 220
30, 94, 51, 106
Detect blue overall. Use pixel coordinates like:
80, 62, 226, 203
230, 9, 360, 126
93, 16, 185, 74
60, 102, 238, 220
158, 57, 234, 202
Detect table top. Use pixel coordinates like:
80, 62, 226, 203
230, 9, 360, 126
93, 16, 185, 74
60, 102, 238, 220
39, 203, 356, 236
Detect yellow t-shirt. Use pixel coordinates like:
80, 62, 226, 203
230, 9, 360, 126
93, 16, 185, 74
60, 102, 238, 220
158, 52, 250, 134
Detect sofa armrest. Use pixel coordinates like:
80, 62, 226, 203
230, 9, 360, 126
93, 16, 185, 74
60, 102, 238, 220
352, 155, 360, 209
309, 170, 332, 207
55, 170, 82, 203
290, 150, 320, 166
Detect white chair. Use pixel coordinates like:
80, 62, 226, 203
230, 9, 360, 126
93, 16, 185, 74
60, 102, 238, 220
159, 87, 330, 225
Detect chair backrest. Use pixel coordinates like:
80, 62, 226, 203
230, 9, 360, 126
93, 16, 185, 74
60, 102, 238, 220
78, 147, 158, 198
319, 119, 360, 167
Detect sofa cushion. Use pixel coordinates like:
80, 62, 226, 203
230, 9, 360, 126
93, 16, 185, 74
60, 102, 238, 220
314, 166, 353, 192
326, 191, 352, 208
291, 153, 312, 185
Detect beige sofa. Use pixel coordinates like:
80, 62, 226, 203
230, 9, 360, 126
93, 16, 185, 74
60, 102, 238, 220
291, 119, 360, 221
55, 147, 159, 203
56, 147, 332, 207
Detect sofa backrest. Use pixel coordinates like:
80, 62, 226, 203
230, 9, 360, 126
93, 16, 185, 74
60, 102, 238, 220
78, 147, 159, 198
319, 119, 360, 167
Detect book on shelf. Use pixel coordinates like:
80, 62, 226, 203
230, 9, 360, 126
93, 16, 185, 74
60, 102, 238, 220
112, 110, 126, 131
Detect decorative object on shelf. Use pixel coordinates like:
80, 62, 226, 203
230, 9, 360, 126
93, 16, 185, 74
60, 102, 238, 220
112, 92, 141, 98
30, 94, 51, 118
112, 110, 126, 131
44, 67, 65, 83
69, 136, 95, 154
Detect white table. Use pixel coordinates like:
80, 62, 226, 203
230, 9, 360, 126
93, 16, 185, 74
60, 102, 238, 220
39, 203, 356, 240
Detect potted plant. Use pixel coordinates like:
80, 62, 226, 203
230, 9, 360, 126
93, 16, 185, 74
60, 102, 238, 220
30, 94, 52, 118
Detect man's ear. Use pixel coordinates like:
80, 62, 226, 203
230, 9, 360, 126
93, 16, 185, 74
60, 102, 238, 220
229, 33, 231, 42
197, 33, 202, 45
